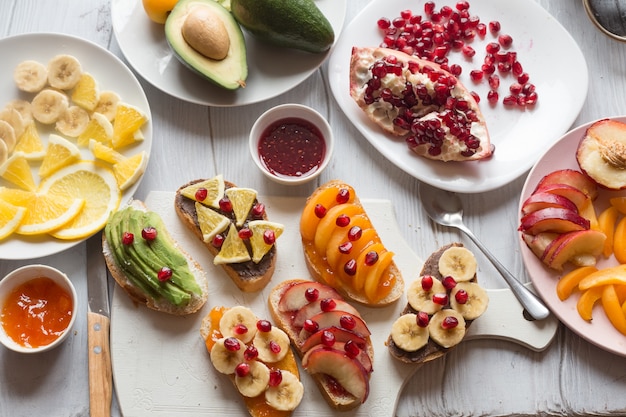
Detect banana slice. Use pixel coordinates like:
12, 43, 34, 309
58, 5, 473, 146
210, 337, 245, 374
438, 246, 477, 282
265, 370, 304, 411
5, 100, 33, 124
0, 139, 8, 166
253, 326, 290, 363
0, 120, 16, 153
56, 105, 90, 137
235, 360, 270, 398
428, 309, 466, 349
0, 108, 26, 140
390, 313, 429, 352
31, 89, 69, 124
406, 276, 446, 314
47, 54, 83, 90
219, 306, 258, 343
13, 60, 48, 93
450, 281, 489, 320
93, 90, 121, 121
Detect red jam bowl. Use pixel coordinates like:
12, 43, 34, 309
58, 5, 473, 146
249, 104, 334, 185
0, 264, 77, 353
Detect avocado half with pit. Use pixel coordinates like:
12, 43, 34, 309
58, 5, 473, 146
165, 0, 247, 90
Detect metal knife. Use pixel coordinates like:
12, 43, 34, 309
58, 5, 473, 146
86, 232, 112, 417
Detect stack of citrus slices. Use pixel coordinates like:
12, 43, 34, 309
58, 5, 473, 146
0, 54, 149, 242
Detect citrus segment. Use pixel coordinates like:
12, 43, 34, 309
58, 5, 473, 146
14, 122, 45, 160
111, 102, 147, 149
195, 201, 230, 242
225, 187, 257, 227
71, 72, 99, 111
0, 152, 36, 191
179, 175, 225, 208
214, 223, 251, 264
0, 186, 33, 207
113, 151, 147, 191
38, 134, 81, 178
40, 161, 121, 240
248, 220, 284, 263
89, 138, 124, 164
17, 193, 85, 235
77, 112, 113, 147
0, 199, 26, 240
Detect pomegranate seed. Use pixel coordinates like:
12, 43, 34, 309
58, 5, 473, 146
462, 45, 476, 57
517, 72, 530, 84
392, 17, 405, 28
268, 370, 282, 387
305, 287, 319, 302
339, 314, 357, 330
449, 63, 462, 76
157, 266, 172, 282
456, 1, 470, 11
477, 22, 487, 37
481, 63, 495, 75
517, 94, 527, 106
212, 234, 224, 248
244, 345, 258, 360
488, 74, 500, 89
224, 337, 240, 351
526, 91, 538, 104
303, 319, 319, 333
256, 320, 272, 332
263, 229, 276, 244
432, 293, 449, 305
470, 91, 480, 103
314, 204, 327, 218
219, 197, 232, 213
416, 311, 430, 327
122, 231, 134, 245
338, 241, 353, 254
442, 316, 459, 329
487, 90, 499, 104
269, 340, 281, 354
400, 9, 412, 19
442, 276, 457, 290
377, 17, 391, 30
344, 259, 357, 276
509, 82, 523, 95
252, 203, 265, 218
234, 323, 248, 335
455, 289, 469, 304
421, 275, 434, 291
321, 330, 335, 346
142, 226, 157, 241
469, 69, 483, 82
488, 20, 501, 33
238, 228, 252, 239
522, 83, 536, 94
235, 362, 250, 377
336, 188, 351, 203
365, 251, 379, 266
344, 340, 360, 359
348, 226, 362, 241
503, 94, 518, 106
336, 214, 350, 227
424, 1, 436, 15
320, 298, 337, 312
498, 34, 513, 48
485, 42, 500, 54
195, 188, 208, 201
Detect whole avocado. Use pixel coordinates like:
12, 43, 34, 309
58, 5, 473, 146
230, 0, 335, 53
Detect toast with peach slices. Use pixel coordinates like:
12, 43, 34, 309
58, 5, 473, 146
174, 175, 284, 292
200, 305, 304, 416
300, 179, 404, 306
387, 243, 488, 363
269, 279, 374, 411
349, 46, 492, 162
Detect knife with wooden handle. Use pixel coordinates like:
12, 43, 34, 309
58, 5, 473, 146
86, 232, 112, 417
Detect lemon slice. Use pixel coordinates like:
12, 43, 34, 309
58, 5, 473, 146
77, 112, 113, 147
195, 201, 230, 242
71, 72, 99, 112
248, 220, 284, 263
40, 160, 121, 240
0, 152, 36, 191
225, 187, 257, 227
89, 138, 123, 164
0, 199, 26, 240
38, 134, 81, 178
17, 192, 85, 235
112, 151, 147, 191
214, 223, 251, 264
112, 102, 147, 149
14, 122, 45, 160
179, 175, 225, 208
0, 186, 33, 206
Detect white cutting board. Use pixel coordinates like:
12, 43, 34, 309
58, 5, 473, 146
110, 191, 559, 417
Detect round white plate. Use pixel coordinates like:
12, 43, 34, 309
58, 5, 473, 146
111, 0, 346, 106
0, 33, 152, 260
519, 116, 626, 357
328, 0, 588, 193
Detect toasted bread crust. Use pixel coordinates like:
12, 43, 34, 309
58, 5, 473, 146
174, 179, 276, 292
102, 199, 208, 315
268, 279, 374, 411
301, 179, 404, 307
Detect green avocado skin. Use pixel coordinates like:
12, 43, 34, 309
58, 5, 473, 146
230, 0, 334, 53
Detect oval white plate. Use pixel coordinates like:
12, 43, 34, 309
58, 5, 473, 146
0, 33, 152, 260
111, 0, 346, 106
328, 0, 588, 193
519, 116, 626, 357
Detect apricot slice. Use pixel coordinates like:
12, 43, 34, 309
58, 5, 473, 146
597, 206, 619, 257
363, 249, 395, 304
613, 216, 626, 263
313, 204, 363, 254
577, 286, 604, 321
300, 184, 355, 241
579, 200, 600, 231
352, 242, 386, 293
325, 215, 373, 271
578, 264, 626, 290
602, 285, 626, 335
610, 196, 626, 215
556, 265, 598, 301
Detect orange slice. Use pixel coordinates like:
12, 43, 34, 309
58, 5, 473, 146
14, 122, 45, 160
77, 112, 113, 147
16, 192, 85, 236
0, 199, 26, 240
71, 72, 99, 111
111, 102, 147, 149
38, 134, 81, 178
0, 152, 36, 191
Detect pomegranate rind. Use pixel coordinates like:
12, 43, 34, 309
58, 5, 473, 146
349, 46, 492, 162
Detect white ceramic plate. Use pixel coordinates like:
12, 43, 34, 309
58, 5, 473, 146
328, 0, 588, 193
111, 0, 346, 106
0, 33, 152, 260
519, 116, 626, 357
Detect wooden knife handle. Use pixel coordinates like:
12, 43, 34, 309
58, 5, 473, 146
88, 311, 112, 417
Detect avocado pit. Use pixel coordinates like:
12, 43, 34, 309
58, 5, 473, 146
182, 6, 230, 60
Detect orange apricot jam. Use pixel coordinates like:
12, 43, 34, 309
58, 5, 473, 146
1, 277, 73, 348
204, 306, 298, 417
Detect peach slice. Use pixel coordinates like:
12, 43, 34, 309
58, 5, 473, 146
519, 207, 590, 235
578, 264, 626, 291
556, 265, 598, 301
598, 206, 619, 257
613, 216, 626, 264
533, 168, 598, 200
577, 286, 604, 321
299, 326, 367, 353
533, 183, 590, 212
305, 342, 373, 373
602, 284, 626, 335
298, 311, 371, 340
520, 191, 579, 216
576, 118, 626, 190
300, 184, 355, 241
314, 203, 363, 254
277, 280, 342, 312
543, 229, 606, 271
293, 298, 361, 328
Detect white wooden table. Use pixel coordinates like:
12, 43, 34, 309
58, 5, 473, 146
2, 0, 626, 416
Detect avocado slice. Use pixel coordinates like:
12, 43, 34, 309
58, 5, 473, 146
165, 0, 247, 90
230, 0, 334, 53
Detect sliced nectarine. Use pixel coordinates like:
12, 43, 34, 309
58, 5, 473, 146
293, 299, 361, 327
598, 206, 619, 257
577, 286, 604, 321
519, 207, 590, 235
578, 264, 626, 290
533, 183, 590, 212
299, 326, 367, 353
556, 265, 598, 301
576, 119, 626, 190
544, 229, 606, 271
522, 232, 558, 259
533, 168, 598, 200
614, 216, 626, 264
521, 191, 579, 216
602, 285, 626, 335
579, 200, 600, 231
300, 184, 355, 241
277, 280, 342, 312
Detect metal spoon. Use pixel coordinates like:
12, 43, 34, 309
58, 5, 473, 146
418, 182, 551, 321
583, 0, 626, 42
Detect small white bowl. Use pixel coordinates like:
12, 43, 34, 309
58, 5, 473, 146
0, 264, 77, 353
249, 103, 334, 185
